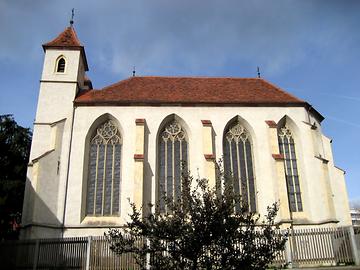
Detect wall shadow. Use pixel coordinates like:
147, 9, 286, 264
20, 177, 62, 240
143, 123, 153, 216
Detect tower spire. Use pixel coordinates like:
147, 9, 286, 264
70, 8, 74, 26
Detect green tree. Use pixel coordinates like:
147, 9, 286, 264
106, 165, 287, 269
0, 115, 32, 240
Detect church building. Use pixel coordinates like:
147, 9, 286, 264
21, 25, 352, 239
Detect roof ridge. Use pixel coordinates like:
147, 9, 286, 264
134, 75, 260, 79
100, 76, 261, 90
69, 26, 82, 46
97, 77, 304, 105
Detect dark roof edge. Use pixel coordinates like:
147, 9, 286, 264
305, 103, 325, 123
73, 100, 324, 122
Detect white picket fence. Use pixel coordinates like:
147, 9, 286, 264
287, 227, 359, 266
0, 226, 359, 269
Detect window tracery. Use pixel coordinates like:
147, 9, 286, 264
278, 125, 303, 212
158, 121, 188, 213
223, 121, 256, 212
86, 120, 121, 216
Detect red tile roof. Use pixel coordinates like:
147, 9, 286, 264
43, 26, 82, 48
75, 76, 305, 106
43, 26, 88, 71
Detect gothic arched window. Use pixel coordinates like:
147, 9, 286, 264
158, 121, 188, 213
278, 126, 303, 212
223, 121, 256, 212
56, 57, 66, 73
86, 120, 122, 216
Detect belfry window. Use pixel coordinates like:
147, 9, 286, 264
56, 57, 66, 73
278, 126, 303, 212
158, 121, 188, 213
223, 122, 256, 212
86, 120, 121, 216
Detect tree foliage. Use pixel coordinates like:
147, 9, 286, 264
106, 165, 287, 269
0, 115, 32, 240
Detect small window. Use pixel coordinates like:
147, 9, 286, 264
56, 57, 66, 73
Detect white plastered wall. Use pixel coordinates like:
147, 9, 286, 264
21, 48, 85, 239
322, 134, 352, 225
41, 50, 83, 83
22, 46, 352, 237
60, 105, 351, 237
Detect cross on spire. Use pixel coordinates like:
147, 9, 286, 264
257, 66, 261, 78
70, 8, 74, 26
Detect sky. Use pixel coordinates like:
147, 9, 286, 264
0, 0, 359, 204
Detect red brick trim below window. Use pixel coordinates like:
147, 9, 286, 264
135, 119, 145, 124
201, 120, 212, 126
265, 120, 277, 128
134, 154, 144, 160
204, 154, 215, 160
272, 153, 284, 160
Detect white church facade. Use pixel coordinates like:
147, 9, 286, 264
21, 26, 352, 239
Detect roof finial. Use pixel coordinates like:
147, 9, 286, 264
257, 66, 261, 78
70, 8, 75, 26
132, 66, 136, 77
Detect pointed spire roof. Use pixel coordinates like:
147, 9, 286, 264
43, 26, 82, 48
42, 26, 88, 71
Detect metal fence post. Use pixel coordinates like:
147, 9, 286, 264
85, 236, 92, 270
32, 239, 40, 270
146, 238, 150, 270
284, 237, 293, 268
349, 226, 360, 265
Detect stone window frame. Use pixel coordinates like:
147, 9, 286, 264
223, 117, 257, 213
85, 119, 122, 217
156, 115, 189, 214
278, 124, 303, 212
55, 55, 66, 73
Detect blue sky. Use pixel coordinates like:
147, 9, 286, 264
0, 0, 359, 204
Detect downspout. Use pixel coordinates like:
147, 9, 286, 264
61, 105, 76, 238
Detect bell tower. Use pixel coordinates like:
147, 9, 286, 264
21, 25, 89, 238
37, 25, 88, 123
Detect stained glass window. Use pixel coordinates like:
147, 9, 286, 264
223, 121, 256, 212
158, 121, 187, 213
278, 126, 303, 212
86, 120, 121, 216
